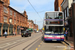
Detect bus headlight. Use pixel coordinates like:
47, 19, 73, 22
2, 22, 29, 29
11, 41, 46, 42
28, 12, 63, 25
44, 35, 48, 37
61, 35, 64, 37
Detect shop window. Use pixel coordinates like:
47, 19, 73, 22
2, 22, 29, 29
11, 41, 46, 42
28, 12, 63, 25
4, 16, 7, 23
10, 10, 12, 15
4, 7, 8, 14
9, 27, 13, 35
9, 18, 12, 23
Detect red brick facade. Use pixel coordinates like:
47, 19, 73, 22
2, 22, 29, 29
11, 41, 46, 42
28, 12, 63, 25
54, 0, 63, 11
28, 20, 38, 30
0, 0, 28, 36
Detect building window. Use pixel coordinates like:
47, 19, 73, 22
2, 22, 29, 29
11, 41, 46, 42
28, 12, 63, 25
67, 7, 69, 16
9, 18, 12, 23
4, 16, 7, 22
4, 7, 8, 13
14, 12, 16, 17
17, 20, 19, 24
10, 10, 12, 15
14, 20, 16, 24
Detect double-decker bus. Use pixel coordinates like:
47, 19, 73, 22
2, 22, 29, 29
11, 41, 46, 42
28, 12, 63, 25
43, 11, 64, 41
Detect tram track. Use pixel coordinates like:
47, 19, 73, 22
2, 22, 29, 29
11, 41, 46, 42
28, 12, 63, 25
5, 35, 42, 50
22, 37, 40, 50
0, 33, 42, 50
0, 33, 37, 44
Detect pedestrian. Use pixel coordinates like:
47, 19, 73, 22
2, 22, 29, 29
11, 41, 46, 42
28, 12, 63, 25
13, 31, 15, 36
4, 31, 7, 38
65, 30, 68, 40
15, 32, 16, 36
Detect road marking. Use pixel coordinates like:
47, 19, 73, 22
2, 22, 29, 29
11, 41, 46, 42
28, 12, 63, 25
40, 43, 42, 44
63, 46, 67, 50
35, 48, 38, 50
38, 45, 40, 47
35, 41, 43, 50
62, 42, 71, 50
55, 46, 66, 48
62, 42, 68, 46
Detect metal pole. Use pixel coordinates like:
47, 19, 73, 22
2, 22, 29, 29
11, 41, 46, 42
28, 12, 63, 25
35, 20, 36, 29
72, 1, 75, 50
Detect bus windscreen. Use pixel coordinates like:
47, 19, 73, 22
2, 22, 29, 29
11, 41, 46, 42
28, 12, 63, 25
44, 26, 63, 34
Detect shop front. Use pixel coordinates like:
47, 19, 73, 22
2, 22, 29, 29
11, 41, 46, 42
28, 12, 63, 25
20, 26, 24, 33
17, 26, 21, 34
65, 17, 72, 41
3, 23, 9, 35
13, 25, 17, 34
9, 24, 13, 35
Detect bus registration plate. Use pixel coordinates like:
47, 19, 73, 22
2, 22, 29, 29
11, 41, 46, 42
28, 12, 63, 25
52, 40, 57, 41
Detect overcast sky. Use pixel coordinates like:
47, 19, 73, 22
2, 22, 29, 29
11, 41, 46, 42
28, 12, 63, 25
10, 0, 55, 29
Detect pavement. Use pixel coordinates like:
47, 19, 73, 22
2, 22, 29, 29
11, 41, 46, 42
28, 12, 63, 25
64, 39, 74, 50
0, 32, 35, 38
0, 34, 21, 38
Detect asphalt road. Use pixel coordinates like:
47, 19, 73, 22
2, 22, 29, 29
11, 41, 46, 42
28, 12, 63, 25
0, 32, 71, 50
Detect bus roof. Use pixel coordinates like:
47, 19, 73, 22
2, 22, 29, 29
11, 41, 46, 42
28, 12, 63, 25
44, 25, 64, 26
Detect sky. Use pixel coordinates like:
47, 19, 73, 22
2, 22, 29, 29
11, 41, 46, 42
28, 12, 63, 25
10, 0, 55, 29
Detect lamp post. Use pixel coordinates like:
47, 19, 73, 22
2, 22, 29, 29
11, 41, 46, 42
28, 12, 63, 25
72, 0, 75, 50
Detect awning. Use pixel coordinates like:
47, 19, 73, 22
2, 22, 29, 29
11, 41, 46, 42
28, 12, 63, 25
3, 23, 9, 27
28, 28, 33, 30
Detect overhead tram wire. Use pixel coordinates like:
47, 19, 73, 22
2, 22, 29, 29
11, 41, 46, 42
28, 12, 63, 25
27, 0, 42, 20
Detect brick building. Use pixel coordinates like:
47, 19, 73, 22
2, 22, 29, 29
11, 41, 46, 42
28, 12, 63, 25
61, 0, 73, 41
0, 0, 28, 36
54, 0, 63, 11
28, 20, 38, 30
28, 20, 34, 29
33, 24, 38, 30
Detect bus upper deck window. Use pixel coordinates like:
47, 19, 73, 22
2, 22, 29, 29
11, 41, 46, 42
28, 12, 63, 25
59, 13, 63, 19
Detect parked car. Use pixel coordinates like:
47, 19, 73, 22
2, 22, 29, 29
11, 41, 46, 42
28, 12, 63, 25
21, 30, 31, 37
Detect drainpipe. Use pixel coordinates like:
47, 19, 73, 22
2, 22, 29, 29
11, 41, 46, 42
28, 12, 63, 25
72, 1, 75, 50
